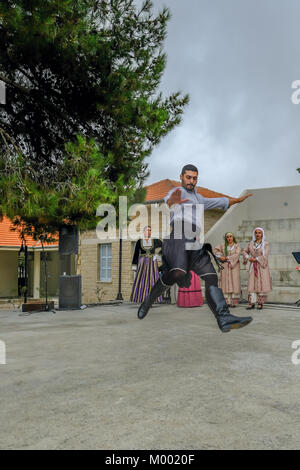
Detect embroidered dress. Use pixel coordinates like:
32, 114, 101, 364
177, 270, 203, 307
242, 229, 272, 305
130, 238, 163, 303
213, 243, 241, 305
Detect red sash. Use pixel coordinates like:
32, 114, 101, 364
253, 260, 258, 277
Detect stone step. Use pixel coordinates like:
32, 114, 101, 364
239, 270, 300, 286
237, 218, 300, 243
267, 243, 300, 255
232, 241, 300, 255
214, 254, 299, 271
268, 255, 299, 271
238, 218, 300, 230
241, 286, 300, 304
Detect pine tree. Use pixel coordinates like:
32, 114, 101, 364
0, 0, 188, 238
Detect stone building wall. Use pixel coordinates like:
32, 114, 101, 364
79, 230, 135, 304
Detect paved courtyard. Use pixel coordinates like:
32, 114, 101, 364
0, 302, 300, 450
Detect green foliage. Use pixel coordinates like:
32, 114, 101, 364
130, 186, 147, 205
0, 0, 188, 237
0, 136, 123, 236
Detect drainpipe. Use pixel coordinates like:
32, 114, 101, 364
116, 228, 123, 300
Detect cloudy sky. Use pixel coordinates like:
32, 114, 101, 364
143, 0, 300, 196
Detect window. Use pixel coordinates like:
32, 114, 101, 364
99, 244, 112, 282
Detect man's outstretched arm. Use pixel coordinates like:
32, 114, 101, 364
228, 193, 252, 207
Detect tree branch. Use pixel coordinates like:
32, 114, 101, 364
0, 74, 31, 94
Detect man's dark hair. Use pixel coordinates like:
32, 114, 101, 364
181, 164, 198, 175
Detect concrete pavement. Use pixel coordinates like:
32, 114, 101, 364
0, 302, 300, 449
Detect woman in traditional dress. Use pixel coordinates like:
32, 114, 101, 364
213, 232, 241, 307
242, 227, 272, 310
177, 270, 203, 308
130, 226, 163, 304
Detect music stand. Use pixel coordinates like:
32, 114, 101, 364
292, 252, 300, 306
292, 252, 300, 264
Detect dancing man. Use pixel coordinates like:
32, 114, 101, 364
137, 164, 253, 333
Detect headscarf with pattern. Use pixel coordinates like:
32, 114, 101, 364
224, 232, 237, 256
252, 227, 265, 255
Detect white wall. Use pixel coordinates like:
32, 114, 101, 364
206, 186, 300, 247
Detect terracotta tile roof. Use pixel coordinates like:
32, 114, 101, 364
0, 216, 58, 248
145, 179, 230, 202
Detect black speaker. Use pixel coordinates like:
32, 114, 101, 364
59, 275, 82, 309
59, 226, 78, 255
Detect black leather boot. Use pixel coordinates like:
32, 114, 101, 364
137, 278, 169, 319
206, 286, 253, 333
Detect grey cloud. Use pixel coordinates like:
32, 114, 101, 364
144, 0, 300, 195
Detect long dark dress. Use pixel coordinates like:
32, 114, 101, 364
130, 238, 163, 303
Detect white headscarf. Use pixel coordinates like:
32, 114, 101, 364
252, 227, 265, 255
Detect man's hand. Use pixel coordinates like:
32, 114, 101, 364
228, 193, 253, 207
167, 188, 190, 207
